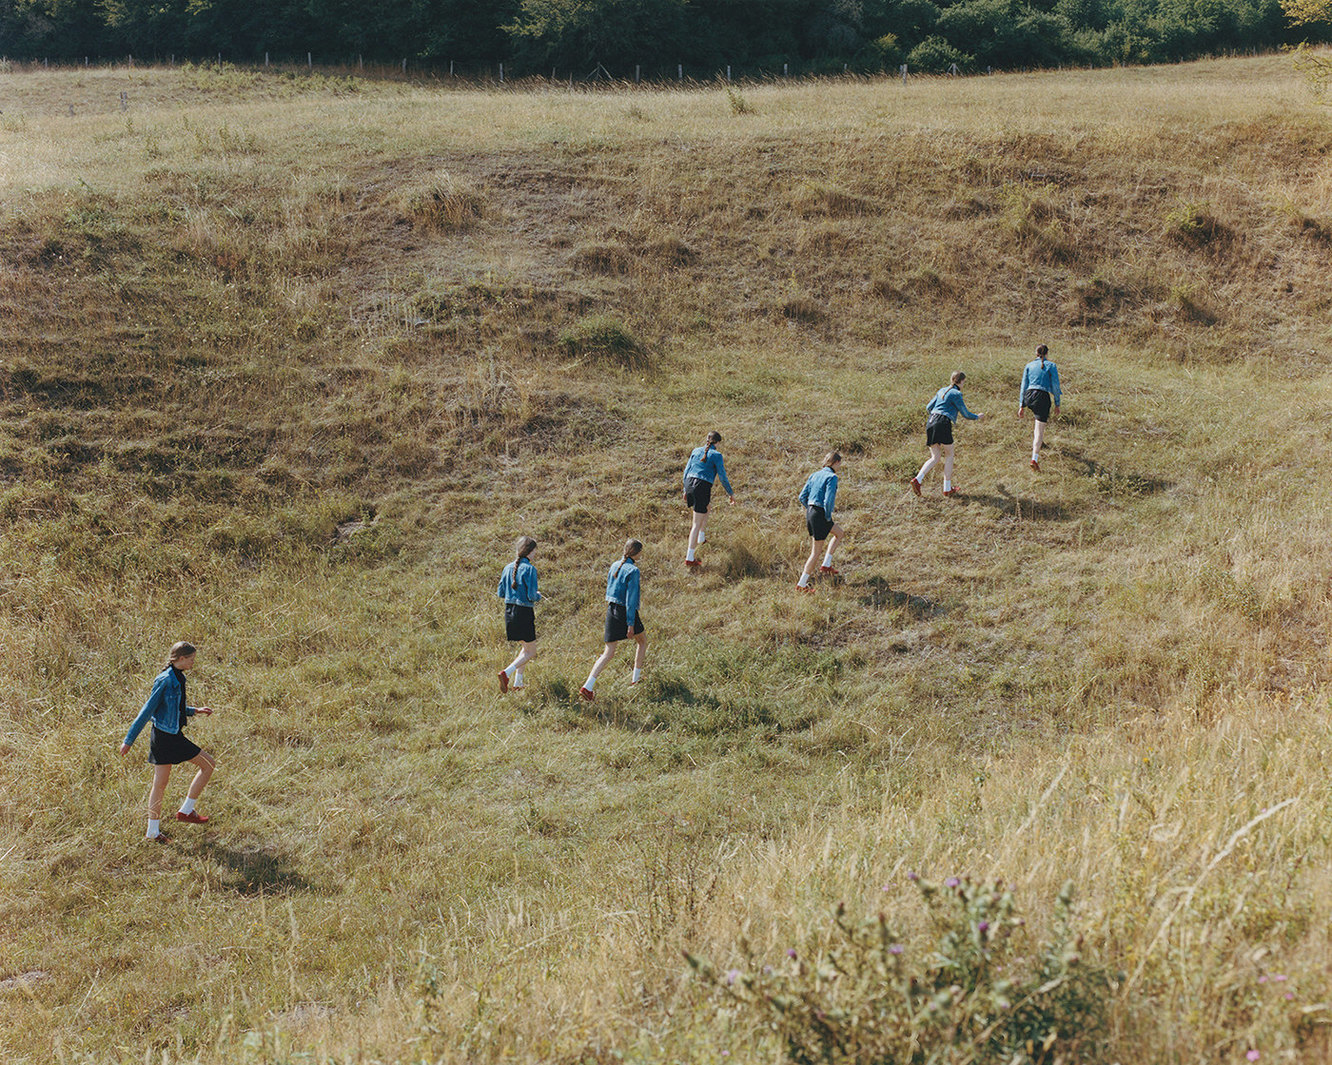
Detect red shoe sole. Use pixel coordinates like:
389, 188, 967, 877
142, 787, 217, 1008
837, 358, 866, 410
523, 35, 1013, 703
579, 687, 594, 702
175, 811, 209, 824
909, 478, 921, 495
498, 670, 509, 693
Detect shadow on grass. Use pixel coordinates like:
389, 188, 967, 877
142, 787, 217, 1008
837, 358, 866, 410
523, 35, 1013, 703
976, 486, 1076, 521
197, 839, 317, 896
858, 575, 948, 618
1058, 447, 1171, 497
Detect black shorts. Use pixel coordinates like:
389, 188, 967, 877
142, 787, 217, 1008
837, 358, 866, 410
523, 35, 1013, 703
684, 476, 713, 514
148, 726, 201, 766
806, 505, 834, 541
604, 603, 645, 643
1023, 388, 1052, 421
505, 603, 537, 643
925, 413, 954, 447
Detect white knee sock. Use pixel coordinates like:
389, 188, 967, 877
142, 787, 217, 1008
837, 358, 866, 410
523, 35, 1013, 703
583, 674, 596, 691
797, 573, 811, 588
685, 548, 695, 562
514, 669, 524, 687
822, 550, 834, 567
148, 819, 161, 838
697, 530, 705, 544
943, 478, 952, 491
632, 667, 642, 684
179, 797, 196, 815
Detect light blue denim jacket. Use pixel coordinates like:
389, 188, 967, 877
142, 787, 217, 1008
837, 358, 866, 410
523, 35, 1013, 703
605, 557, 641, 629
926, 385, 979, 424
799, 467, 839, 521
497, 557, 542, 607
1020, 358, 1061, 405
123, 666, 194, 747
683, 446, 734, 496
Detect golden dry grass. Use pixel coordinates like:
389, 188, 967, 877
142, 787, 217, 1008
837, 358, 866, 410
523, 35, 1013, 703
1, 52, 1331, 1063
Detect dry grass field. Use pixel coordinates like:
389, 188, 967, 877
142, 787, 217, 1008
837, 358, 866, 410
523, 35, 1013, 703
1, 53, 1331, 1063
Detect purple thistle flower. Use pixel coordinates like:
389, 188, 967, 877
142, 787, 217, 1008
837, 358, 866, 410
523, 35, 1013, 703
945, 877, 960, 888
1285, 992, 1295, 1001
1273, 974, 1288, 982
1258, 975, 1268, 984
907, 871, 920, 881
787, 948, 798, 959
978, 921, 989, 933
725, 969, 741, 986
889, 944, 904, 955
1246, 1051, 1260, 1062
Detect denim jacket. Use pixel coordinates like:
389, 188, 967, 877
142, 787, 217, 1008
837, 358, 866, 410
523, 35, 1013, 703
123, 666, 194, 747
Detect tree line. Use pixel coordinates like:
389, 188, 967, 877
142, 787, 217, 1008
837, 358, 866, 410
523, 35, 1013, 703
1, 0, 1327, 76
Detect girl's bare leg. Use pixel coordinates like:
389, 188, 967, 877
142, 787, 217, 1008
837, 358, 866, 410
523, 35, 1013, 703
688, 511, 708, 553
589, 642, 620, 683
504, 640, 536, 676
942, 443, 955, 485
185, 750, 215, 800
803, 538, 825, 581
148, 764, 173, 821
916, 444, 942, 483
632, 632, 647, 671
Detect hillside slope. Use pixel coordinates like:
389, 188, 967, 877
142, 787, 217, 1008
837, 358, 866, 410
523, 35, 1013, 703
1, 55, 1330, 1064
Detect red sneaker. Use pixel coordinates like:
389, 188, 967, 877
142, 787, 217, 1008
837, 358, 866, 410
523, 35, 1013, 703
498, 670, 509, 693
684, 559, 702, 568
1030, 459, 1040, 471
943, 487, 960, 496
148, 832, 171, 844
819, 565, 838, 575
909, 477, 921, 496
796, 583, 814, 593
579, 686, 595, 702
175, 811, 209, 824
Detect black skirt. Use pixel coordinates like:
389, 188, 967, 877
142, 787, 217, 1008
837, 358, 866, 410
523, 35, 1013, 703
148, 726, 201, 766
806, 504, 834, 541
925, 412, 954, 446
505, 603, 537, 643
604, 603, 645, 643
685, 476, 713, 514
1023, 387, 1052, 421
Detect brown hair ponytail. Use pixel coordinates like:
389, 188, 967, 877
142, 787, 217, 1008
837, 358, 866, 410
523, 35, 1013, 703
703, 430, 721, 458
512, 535, 537, 588
611, 538, 643, 580
822, 451, 841, 468
1036, 343, 1048, 366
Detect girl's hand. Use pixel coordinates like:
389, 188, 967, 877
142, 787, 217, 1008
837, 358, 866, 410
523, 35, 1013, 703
1018, 407, 1026, 418
727, 494, 736, 505
197, 706, 214, 715
977, 412, 987, 422
119, 743, 130, 756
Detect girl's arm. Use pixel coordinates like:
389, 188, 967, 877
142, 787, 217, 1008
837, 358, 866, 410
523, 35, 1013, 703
714, 453, 734, 497
625, 570, 640, 628
958, 394, 980, 420
526, 567, 542, 603
121, 676, 165, 749
1050, 365, 1062, 405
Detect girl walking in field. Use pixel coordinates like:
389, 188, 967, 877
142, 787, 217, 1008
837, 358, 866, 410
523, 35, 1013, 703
497, 535, 543, 693
119, 641, 217, 843
580, 539, 646, 701
910, 371, 986, 497
1019, 344, 1061, 471
797, 451, 842, 592
682, 430, 736, 568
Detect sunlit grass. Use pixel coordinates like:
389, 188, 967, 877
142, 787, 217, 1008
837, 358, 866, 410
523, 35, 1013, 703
1, 52, 1331, 1063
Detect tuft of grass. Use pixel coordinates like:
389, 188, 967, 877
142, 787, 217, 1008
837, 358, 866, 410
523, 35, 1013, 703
397, 169, 485, 231
557, 313, 647, 366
